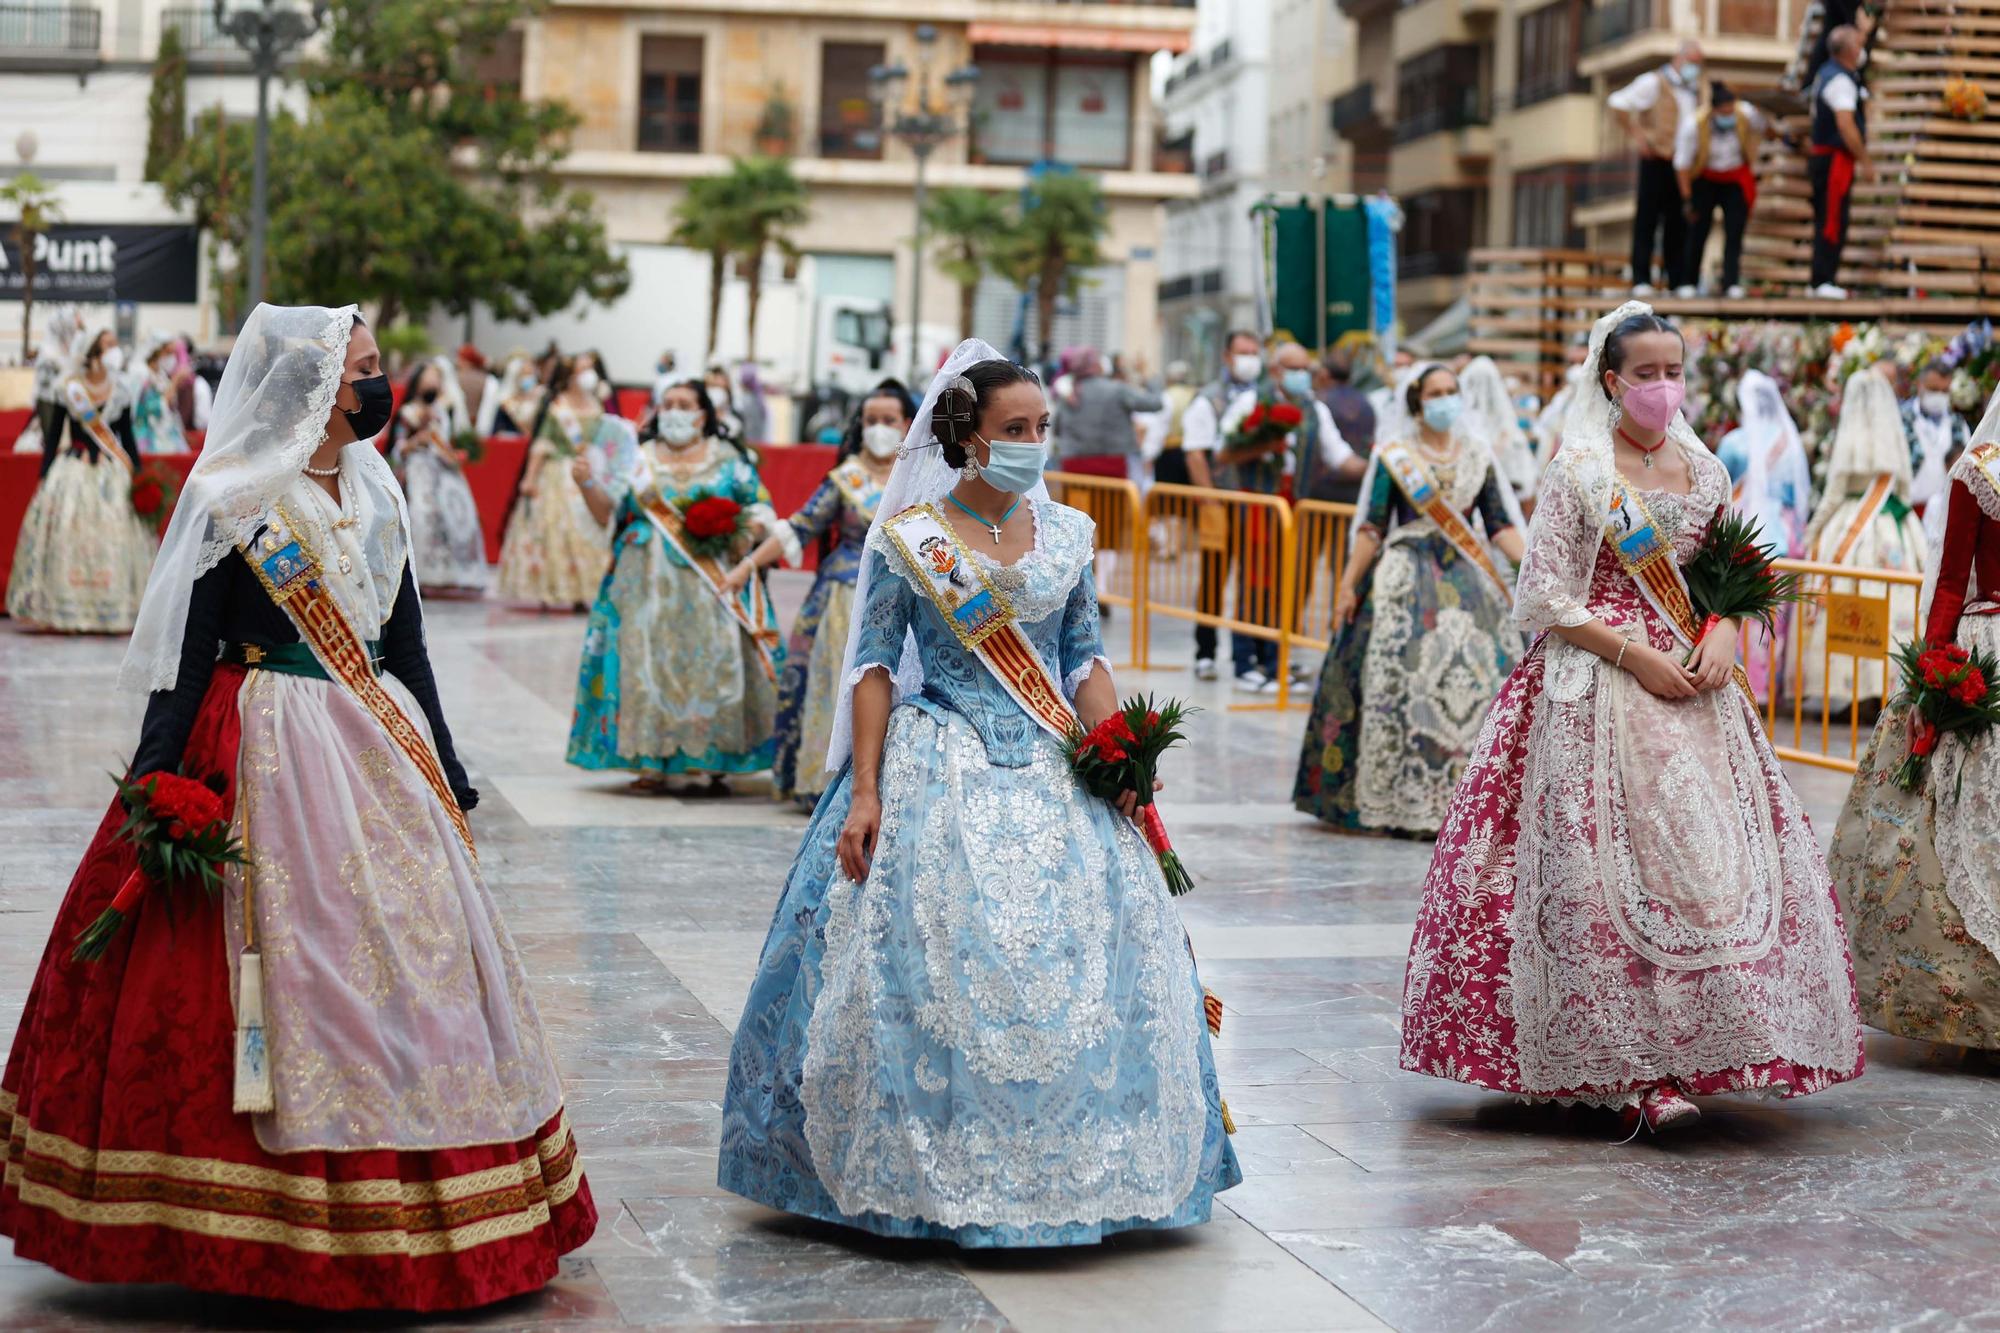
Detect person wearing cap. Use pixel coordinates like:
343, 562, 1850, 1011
1676, 83, 1772, 299
455, 342, 502, 436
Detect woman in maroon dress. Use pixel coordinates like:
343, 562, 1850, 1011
1398, 302, 1864, 1134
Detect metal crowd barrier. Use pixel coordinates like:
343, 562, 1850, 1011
1043, 472, 1148, 669
1761, 557, 1927, 774
1037, 478, 1921, 770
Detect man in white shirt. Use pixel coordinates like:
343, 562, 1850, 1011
1608, 39, 1704, 295
1177, 330, 1264, 680
1674, 83, 1771, 298
1809, 25, 1872, 298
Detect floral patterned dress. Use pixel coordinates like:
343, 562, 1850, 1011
495, 404, 617, 609
567, 439, 785, 776
1400, 435, 1865, 1107
770, 458, 885, 805
719, 500, 1239, 1245
1830, 448, 2000, 1048
1294, 434, 1522, 836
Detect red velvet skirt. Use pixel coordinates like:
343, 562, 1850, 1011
0, 665, 597, 1311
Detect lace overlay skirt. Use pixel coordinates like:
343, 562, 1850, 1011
401, 448, 489, 592
1832, 612, 2000, 1048
772, 574, 855, 802
719, 704, 1239, 1245
495, 457, 608, 608
5, 451, 153, 632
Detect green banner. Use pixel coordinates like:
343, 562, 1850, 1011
1267, 199, 1372, 350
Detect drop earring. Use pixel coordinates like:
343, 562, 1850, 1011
960, 455, 980, 481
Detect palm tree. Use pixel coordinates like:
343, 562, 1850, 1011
1, 174, 64, 361
670, 172, 746, 360
922, 187, 1012, 341
993, 173, 1107, 366
728, 156, 809, 358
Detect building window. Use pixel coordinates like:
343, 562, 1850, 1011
971, 49, 1132, 169
1718, 0, 1780, 35
1399, 188, 1482, 278
1515, 1, 1584, 109
470, 29, 523, 97
638, 36, 702, 153
820, 41, 884, 160
1393, 46, 1487, 144
1512, 167, 1577, 247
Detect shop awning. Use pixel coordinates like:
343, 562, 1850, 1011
968, 22, 1192, 54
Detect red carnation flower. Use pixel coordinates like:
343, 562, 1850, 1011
1944, 644, 1971, 664
1244, 405, 1267, 431
683, 496, 743, 540
1270, 402, 1304, 428
131, 479, 164, 516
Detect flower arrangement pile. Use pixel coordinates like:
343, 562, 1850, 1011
1943, 78, 1989, 122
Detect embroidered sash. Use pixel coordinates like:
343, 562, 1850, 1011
880, 504, 1080, 742
827, 459, 885, 521
634, 489, 781, 682
1965, 440, 2000, 511
1601, 476, 1754, 700
1376, 441, 1512, 604
63, 381, 133, 476
1829, 473, 1895, 565
241, 506, 476, 860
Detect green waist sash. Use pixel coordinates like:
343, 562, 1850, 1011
222, 640, 383, 679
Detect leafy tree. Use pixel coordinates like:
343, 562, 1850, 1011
670, 174, 745, 361
993, 174, 1108, 365
0, 173, 63, 358
161, 0, 627, 328
729, 157, 809, 357
144, 24, 187, 182
668, 157, 811, 360
922, 187, 1012, 341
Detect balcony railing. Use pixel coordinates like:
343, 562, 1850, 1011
1399, 250, 1473, 280
1392, 88, 1491, 145
162, 6, 240, 52
1331, 83, 1381, 135
0, 4, 100, 61
1202, 149, 1230, 180
1511, 72, 1590, 110
1582, 0, 1654, 53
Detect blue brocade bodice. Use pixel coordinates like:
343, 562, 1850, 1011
851, 500, 1106, 768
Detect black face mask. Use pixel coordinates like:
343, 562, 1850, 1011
343, 374, 394, 439
419, 387, 440, 404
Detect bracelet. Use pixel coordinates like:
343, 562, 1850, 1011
1614, 637, 1631, 670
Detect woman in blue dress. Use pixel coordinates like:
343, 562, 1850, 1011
727, 379, 914, 807
719, 341, 1239, 1247
567, 380, 787, 791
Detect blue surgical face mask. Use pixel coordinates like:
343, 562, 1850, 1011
1714, 113, 1736, 131
973, 434, 1048, 494
1680, 61, 1702, 84
1282, 368, 1314, 398
1422, 394, 1464, 433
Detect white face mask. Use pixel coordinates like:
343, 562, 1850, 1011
709, 385, 732, 410
657, 408, 700, 445
99, 345, 125, 375
861, 422, 903, 459
1920, 390, 1952, 418
1230, 353, 1262, 384
574, 368, 600, 395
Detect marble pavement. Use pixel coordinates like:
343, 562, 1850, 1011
0, 578, 1992, 1332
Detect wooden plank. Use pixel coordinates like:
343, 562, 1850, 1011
1908, 159, 2000, 182
1900, 202, 2000, 225
1902, 180, 2000, 203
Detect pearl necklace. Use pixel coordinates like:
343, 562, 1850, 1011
302, 461, 341, 477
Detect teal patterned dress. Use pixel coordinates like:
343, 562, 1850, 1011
567, 440, 785, 775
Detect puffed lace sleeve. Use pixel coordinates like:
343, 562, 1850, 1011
1059, 563, 1112, 699
1513, 460, 1599, 632
849, 545, 915, 684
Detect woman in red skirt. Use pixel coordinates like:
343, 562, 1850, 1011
1, 303, 595, 1310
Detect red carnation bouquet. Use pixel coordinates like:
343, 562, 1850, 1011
130, 461, 181, 534
675, 489, 747, 559
1681, 511, 1811, 662
1888, 639, 2000, 792
1065, 695, 1197, 896
1224, 396, 1303, 455
73, 771, 247, 962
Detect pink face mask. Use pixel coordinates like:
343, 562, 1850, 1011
1616, 375, 1685, 432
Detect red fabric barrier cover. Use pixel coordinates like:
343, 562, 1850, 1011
0, 438, 842, 603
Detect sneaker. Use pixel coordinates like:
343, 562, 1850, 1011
1232, 670, 1270, 694
1194, 657, 1219, 681
1673, 284, 1698, 299
1725, 284, 1747, 299
1288, 662, 1313, 685
1631, 283, 1657, 297
1810, 282, 1848, 299
1258, 676, 1283, 696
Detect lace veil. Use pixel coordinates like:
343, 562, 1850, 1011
1350, 362, 1525, 555
121, 303, 407, 693
1459, 354, 1539, 499
1732, 369, 1806, 523
1808, 369, 1912, 550
824, 338, 1051, 771
1549, 299, 1708, 523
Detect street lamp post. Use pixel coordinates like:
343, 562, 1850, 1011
214, 0, 328, 317
868, 26, 978, 381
